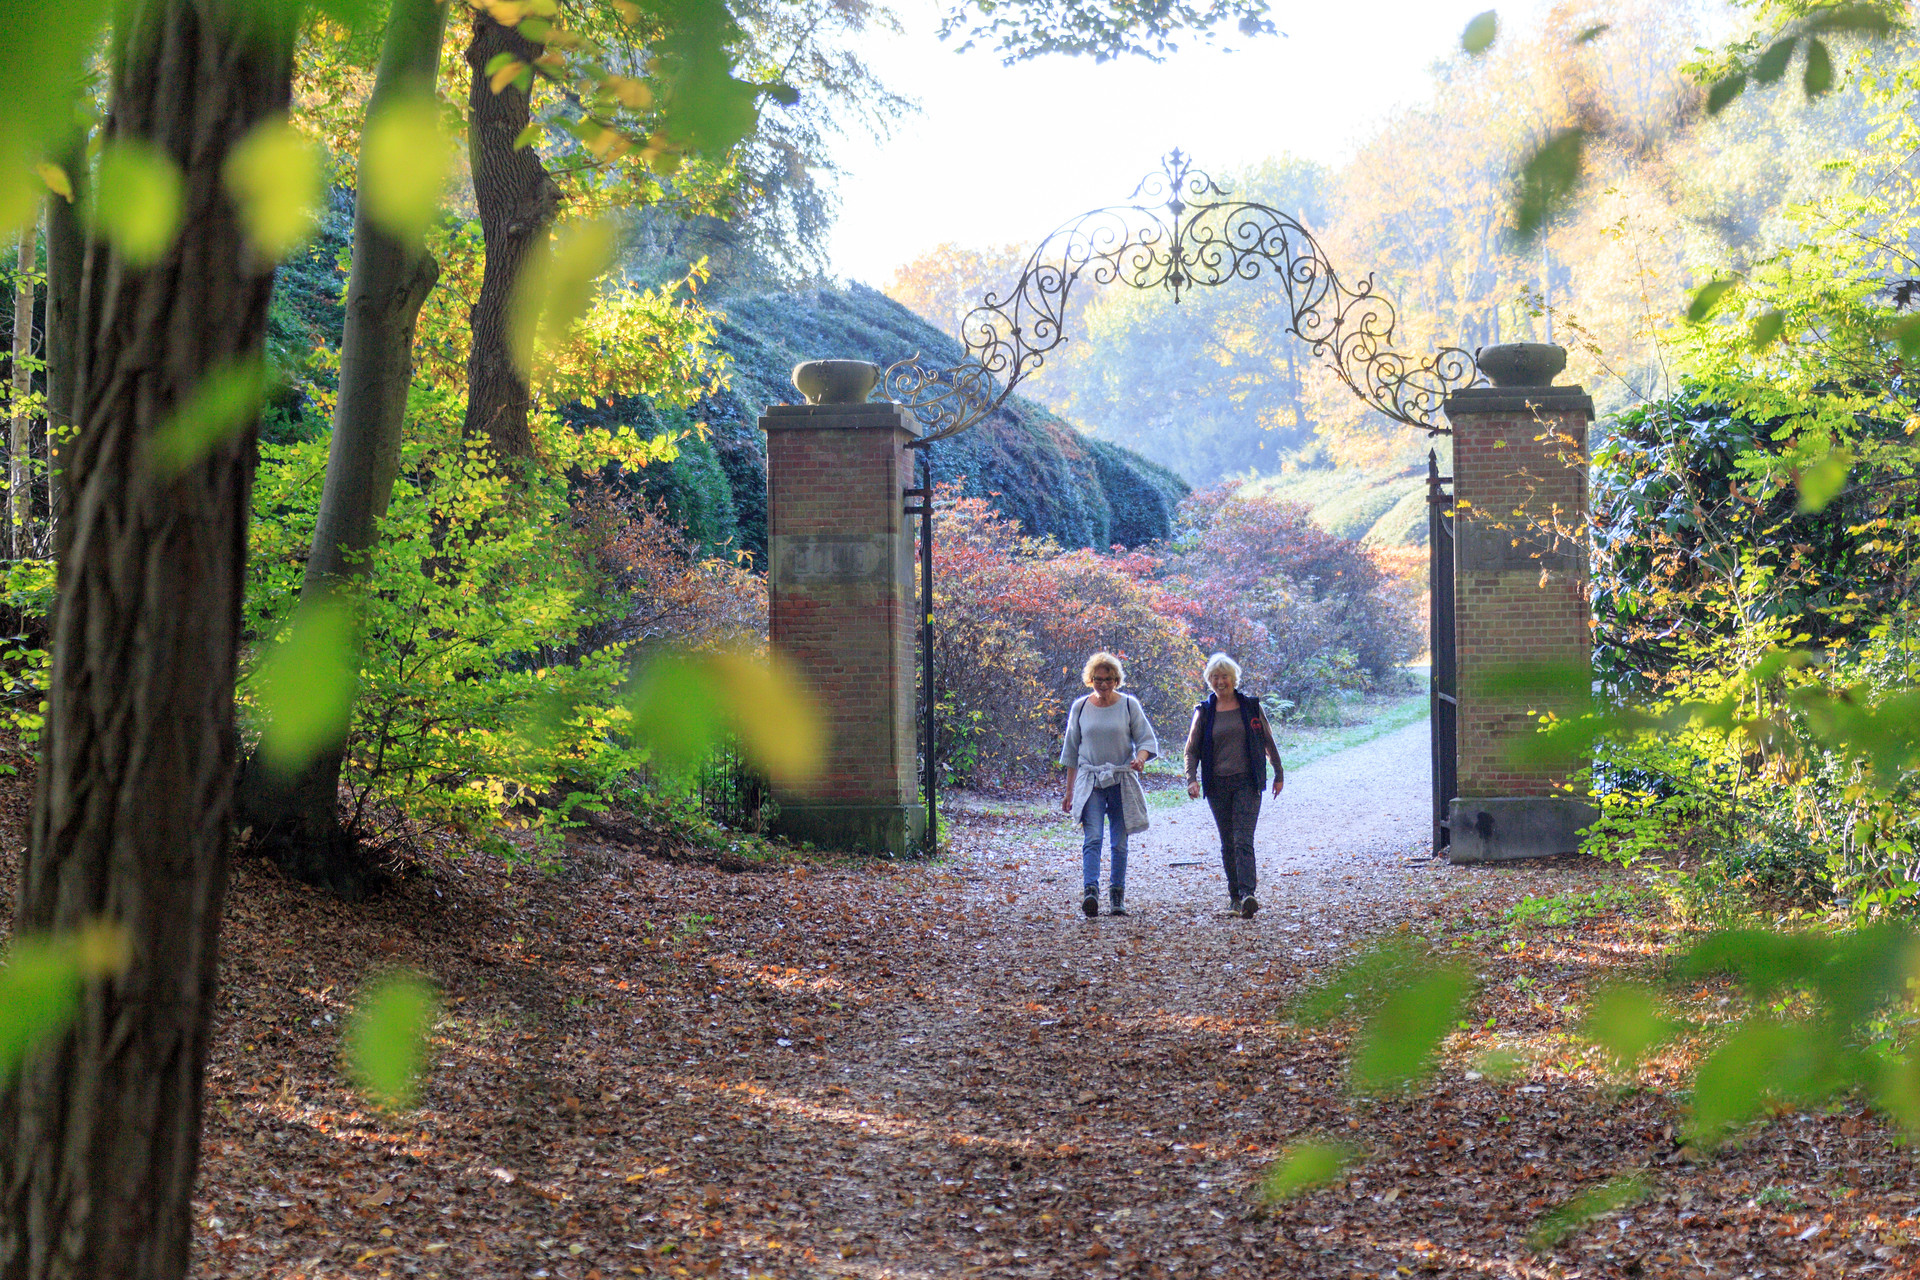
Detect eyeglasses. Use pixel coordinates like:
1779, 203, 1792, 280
1091, 676, 1118, 685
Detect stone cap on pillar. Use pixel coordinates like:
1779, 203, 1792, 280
1446, 342, 1592, 416
760, 401, 923, 436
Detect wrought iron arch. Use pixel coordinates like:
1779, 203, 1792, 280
885, 150, 1482, 445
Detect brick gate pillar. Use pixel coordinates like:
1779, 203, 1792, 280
1442, 343, 1598, 863
761, 361, 924, 855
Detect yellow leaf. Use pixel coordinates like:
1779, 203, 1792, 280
223, 116, 322, 259
92, 140, 182, 267
510, 218, 618, 375
355, 1246, 400, 1263
489, 57, 528, 95
607, 75, 652, 109
361, 93, 450, 242
34, 162, 71, 201
710, 649, 825, 787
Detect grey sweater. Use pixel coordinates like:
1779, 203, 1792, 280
1058, 693, 1159, 770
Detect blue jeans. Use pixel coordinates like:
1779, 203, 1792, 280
1081, 784, 1127, 892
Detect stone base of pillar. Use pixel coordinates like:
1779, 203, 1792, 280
1446, 797, 1600, 863
775, 802, 926, 857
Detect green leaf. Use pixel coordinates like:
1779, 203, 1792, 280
1686, 277, 1737, 323
255, 594, 361, 776
1352, 963, 1473, 1094
1803, 37, 1834, 97
1686, 1019, 1822, 1149
92, 140, 184, 267
1889, 314, 1920, 361
148, 358, 270, 478
1461, 10, 1498, 55
361, 93, 451, 243
1573, 24, 1609, 44
1510, 128, 1584, 243
1754, 37, 1797, 84
1706, 71, 1748, 115
1796, 448, 1851, 513
1582, 985, 1676, 1072
346, 972, 438, 1111
627, 652, 724, 778
224, 115, 322, 259
1260, 1141, 1355, 1201
1801, 3, 1898, 36
0, 0, 113, 230
1749, 310, 1787, 350
1290, 938, 1429, 1025
1528, 1173, 1651, 1251
0, 923, 129, 1084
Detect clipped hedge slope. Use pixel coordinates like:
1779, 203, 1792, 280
619, 284, 1189, 564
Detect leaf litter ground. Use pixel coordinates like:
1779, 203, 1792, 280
4, 719, 1918, 1278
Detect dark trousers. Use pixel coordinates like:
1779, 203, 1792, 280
1207, 776, 1261, 902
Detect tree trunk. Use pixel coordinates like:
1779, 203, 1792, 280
44, 139, 86, 558
462, 10, 559, 461
0, 3, 295, 1278
10, 222, 35, 560
237, 0, 449, 896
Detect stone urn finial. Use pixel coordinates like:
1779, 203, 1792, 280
792, 360, 881, 405
1475, 342, 1566, 388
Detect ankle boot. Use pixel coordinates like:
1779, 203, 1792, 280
1109, 887, 1128, 917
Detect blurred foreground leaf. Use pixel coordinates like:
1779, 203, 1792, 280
1511, 128, 1584, 243
346, 972, 438, 1110
93, 140, 184, 266
511, 219, 620, 375
224, 115, 323, 258
1461, 11, 1498, 55
0, 923, 130, 1083
1261, 1141, 1355, 1201
1352, 963, 1473, 1094
1582, 985, 1680, 1073
1529, 1173, 1650, 1251
0, 1, 113, 228
361, 93, 452, 242
149, 358, 270, 477
627, 649, 826, 787
1796, 448, 1851, 512
1686, 277, 1737, 323
255, 595, 360, 776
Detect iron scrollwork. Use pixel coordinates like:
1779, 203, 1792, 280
885, 150, 1481, 445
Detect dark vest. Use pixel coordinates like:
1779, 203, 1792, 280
1195, 693, 1278, 797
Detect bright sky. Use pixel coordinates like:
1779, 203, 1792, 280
824, 0, 1559, 286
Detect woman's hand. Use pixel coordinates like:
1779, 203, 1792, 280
1129, 755, 1146, 773
1271, 777, 1284, 797
1187, 779, 1200, 800
1061, 793, 1073, 814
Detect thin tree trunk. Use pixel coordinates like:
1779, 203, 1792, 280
9, 222, 35, 560
462, 10, 559, 461
0, 2, 295, 1278
44, 139, 86, 558
237, 0, 449, 895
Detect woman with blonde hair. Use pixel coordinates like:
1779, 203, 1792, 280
1184, 653, 1284, 918
1060, 651, 1159, 918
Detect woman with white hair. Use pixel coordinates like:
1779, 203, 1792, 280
1060, 651, 1159, 918
1184, 653, 1284, 918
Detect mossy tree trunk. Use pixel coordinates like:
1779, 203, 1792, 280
0, 2, 295, 1277
236, 0, 450, 898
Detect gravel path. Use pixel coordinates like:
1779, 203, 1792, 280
1045, 715, 1437, 922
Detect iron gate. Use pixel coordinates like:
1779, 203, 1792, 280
1428, 451, 1456, 858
